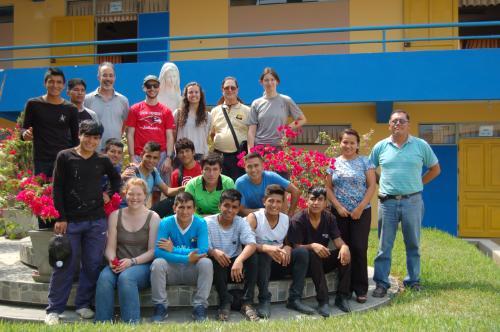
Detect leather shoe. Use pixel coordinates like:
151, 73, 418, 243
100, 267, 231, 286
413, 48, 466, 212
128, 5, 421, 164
372, 285, 387, 298
286, 299, 315, 315
335, 296, 351, 313
257, 301, 271, 319
317, 302, 330, 317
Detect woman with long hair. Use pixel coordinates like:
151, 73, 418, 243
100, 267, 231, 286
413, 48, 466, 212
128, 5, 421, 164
325, 128, 376, 304
247, 67, 306, 151
95, 178, 160, 323
174, 82, 212, 160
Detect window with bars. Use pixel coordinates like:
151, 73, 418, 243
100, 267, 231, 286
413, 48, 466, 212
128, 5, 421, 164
291, 125, 349, 144
419, 122, 500, 144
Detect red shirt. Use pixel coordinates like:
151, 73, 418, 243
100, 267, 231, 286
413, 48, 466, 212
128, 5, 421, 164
125, 101, 175, 155
170, 162, 202, 188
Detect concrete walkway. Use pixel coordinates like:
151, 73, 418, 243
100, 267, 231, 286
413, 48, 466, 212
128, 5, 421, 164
0, 236, 397, 324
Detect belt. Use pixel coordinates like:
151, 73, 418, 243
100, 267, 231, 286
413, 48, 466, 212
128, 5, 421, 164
378, 192, 421, 202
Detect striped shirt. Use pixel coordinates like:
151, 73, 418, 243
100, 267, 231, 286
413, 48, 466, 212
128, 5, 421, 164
205, 214, 256, 258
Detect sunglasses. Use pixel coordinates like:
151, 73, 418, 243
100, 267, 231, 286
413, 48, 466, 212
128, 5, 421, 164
223, 86, 237, 91
390, 119, 408, 125
145, 83, 159, 89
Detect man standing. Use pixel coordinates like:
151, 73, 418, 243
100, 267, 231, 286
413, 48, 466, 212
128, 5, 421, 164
210, 76, 249, 181
370, 110, 440, 297
45, 120, 121, 325
236, 152, 299, 217
125, 75, 175, 178
21, 67, 79, 178
84, 62, 129, 151
150, 192, 213, 322
185, 153, 235, 215
67, 78, 98, 125
206, 189, 259, 321
287, 186, 352, 316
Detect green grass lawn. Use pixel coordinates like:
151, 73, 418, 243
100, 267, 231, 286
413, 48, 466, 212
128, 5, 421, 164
1, 229, 499, 331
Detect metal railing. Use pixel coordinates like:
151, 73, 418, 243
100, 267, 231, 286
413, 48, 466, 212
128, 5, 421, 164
0, 21, 499, 63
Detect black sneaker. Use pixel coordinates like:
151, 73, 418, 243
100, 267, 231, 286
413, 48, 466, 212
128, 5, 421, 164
192, 305, 207, 322
286, 299, 316, 315
257, 301, 271, 319
151, 304, 168, 322
372, 285, 387, 298
317, 302, 330, 317
334, 296, 351, 313
408, 283, 422, 292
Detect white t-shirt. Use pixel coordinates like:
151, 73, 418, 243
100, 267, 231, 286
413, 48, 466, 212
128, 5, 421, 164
251, 209, 289, 246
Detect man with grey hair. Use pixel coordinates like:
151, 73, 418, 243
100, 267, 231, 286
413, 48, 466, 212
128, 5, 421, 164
84, 62, 129, 151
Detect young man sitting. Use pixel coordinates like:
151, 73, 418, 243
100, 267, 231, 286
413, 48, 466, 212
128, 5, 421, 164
122, 141, 183, 210
150, 192, 213, 322
206, 189, 259, 321
185, 152, 235, 215
246, 184, 313, 318
170, 138, 202, 188
287, 186, 352, 317
235, 152, 300, 217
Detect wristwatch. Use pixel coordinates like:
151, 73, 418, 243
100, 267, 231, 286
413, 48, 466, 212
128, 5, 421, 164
131, 258, 137, 266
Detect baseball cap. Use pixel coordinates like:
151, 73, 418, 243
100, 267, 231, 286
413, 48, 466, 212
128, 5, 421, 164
48, 235, 72, 269
143, 75, 160, 86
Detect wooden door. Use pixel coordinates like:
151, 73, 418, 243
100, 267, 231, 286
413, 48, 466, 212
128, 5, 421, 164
51, 16, 94, 66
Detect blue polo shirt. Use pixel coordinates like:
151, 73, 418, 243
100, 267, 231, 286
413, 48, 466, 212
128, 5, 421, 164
235, 171, 290, 208
369, 136, 438, 195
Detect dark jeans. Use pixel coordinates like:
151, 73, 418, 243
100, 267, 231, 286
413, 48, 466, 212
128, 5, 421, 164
309, 249, 351, 304
215, 150, 245, 182
334, 207, 371, 296
211, 254, 257, 307
46, 218, 107, 314
34, 160, 56, 229
256, 247, 309, 303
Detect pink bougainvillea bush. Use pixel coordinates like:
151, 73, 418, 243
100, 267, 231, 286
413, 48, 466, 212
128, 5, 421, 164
15, 173, 59, 221
237, 125, 374, 209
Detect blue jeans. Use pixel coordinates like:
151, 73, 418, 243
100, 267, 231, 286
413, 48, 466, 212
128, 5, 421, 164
46, 218, 107, 314
373, 193, 424, 289
94, 264, 151, 323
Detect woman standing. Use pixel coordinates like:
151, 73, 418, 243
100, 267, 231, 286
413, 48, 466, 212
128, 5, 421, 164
174, 82, 212, 160
247, 67, 306, 151
95, 178, 160, 323
326, 128, 376, 303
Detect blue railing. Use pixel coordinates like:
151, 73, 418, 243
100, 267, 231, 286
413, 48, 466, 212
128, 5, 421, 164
0, 21, 499, 63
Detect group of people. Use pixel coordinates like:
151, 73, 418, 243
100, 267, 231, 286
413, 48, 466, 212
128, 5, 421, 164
19, 63, 440, 325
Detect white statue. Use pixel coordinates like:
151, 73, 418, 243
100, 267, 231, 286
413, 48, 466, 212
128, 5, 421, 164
158, 62, 182, 111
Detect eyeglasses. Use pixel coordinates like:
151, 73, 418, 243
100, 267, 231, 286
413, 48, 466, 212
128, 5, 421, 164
145, 83, 159, 89
223, 86, 237, 91
390, 119, 408, 125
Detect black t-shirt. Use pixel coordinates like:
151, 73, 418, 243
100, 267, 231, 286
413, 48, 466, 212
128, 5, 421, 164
287, 209, 341, 247
78, 109, 94, 124
22, 96, 79, 162
53, 148, 121, 222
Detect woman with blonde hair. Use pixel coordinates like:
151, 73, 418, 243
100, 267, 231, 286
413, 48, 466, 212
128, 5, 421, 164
95, 178, 160, 323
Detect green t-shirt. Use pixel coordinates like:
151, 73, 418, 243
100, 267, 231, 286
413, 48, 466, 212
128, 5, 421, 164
185, 174, 235, 215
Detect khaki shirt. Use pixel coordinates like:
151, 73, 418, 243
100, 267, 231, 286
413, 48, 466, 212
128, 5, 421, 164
211, 103, 250, 153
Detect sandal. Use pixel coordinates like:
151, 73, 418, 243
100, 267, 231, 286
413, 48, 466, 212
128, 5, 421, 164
217, 306, 230, 321
240, 304, 260, 321
356, 294, 368, 303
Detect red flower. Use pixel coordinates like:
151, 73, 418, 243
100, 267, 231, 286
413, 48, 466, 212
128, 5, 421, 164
9, 149, 16, 155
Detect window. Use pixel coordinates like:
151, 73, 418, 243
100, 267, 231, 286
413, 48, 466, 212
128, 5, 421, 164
419, 124, 457, 144
459, 123, 500, 138
230, 0, 331, 6
0, 6, 13, 24
292, 125, 349, 145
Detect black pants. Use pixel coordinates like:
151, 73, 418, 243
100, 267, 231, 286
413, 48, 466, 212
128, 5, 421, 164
309, 249, 351, 304
211, 254, 257, 307
215, 150, 245, 182
151, 197, 175, 218
334, 207, 371, 296
256, 247, 309, 303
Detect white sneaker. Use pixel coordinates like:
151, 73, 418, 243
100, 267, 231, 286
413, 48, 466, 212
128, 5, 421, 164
45, 312, 59, 325
76, 307, 95, 319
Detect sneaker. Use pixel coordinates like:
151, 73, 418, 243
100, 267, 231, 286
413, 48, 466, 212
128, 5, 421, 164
372, 285, 387, 298
334, 295, 351, 313
257, 301, 271, 319
45, 312, 59, 325
286, 299, 316, 315
317, 302, 330, 317
240, 304, 260, 321
151, 304, 168, 322
192, 305, 207, 322
76, 307, 95, 319
408, 283, 423, 292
